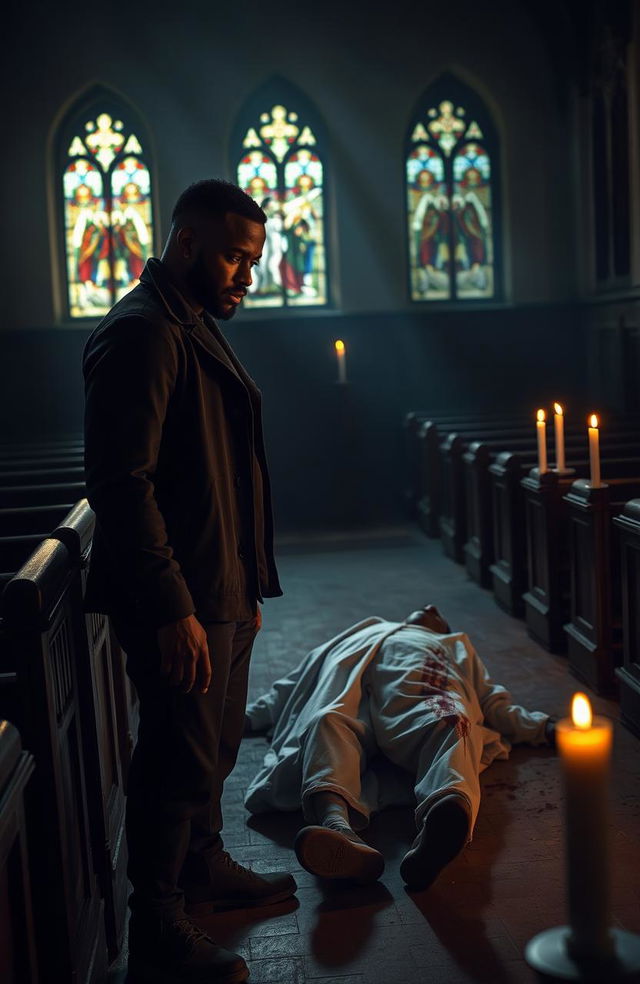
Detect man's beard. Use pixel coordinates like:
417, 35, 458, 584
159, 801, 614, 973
185, 252, 237, 320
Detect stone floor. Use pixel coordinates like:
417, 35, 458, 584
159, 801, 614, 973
108, 527, 640, 983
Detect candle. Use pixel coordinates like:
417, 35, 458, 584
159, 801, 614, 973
556, 693, 613, 960
588, 414, 601, 488
536, 409, 548, 474
554, 403, 566, 472
335, 339, 347, 384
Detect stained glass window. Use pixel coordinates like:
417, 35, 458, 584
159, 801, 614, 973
233, 82, 329, 309
406, 78, 500, 302
58, 92, 154, 319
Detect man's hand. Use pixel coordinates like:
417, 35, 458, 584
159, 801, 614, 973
157, 615, 211, 694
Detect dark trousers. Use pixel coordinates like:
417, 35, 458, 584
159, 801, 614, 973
112, 617, 258, 917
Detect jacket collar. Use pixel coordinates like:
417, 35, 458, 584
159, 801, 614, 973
140, 257, 199, 328
139, 258, 259, 400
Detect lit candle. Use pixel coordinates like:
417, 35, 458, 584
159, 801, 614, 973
335, 339, 347, 384
536, 409, 548, 474
556, 693, 613, 960
588, 414, 601, 488
554, 403, 566, 472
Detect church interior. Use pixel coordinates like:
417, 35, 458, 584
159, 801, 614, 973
2, 0, 640, 981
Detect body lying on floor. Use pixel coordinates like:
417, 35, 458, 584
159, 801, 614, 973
244, 605, 555, 888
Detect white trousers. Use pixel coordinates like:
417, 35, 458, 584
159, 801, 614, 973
300, 705, 484, 838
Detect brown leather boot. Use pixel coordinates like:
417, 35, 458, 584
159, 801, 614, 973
128, 912, 248, 983
182, 849, 297, 913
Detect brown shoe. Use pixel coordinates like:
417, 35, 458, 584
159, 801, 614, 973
183, 850, 296, 913
128, 913, 248, 983
294, 824, 385, 883
400, 793, 470, 890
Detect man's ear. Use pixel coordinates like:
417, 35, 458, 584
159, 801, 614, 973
176, 225, 197, 261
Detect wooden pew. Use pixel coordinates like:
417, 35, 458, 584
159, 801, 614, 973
51, 501, 129, 959
0, 536, 48, 576
53, 501, 138, 789
0, 500, 131, 961
0, 719, 38, 983
413, 418, 530, 539
0, 505, 75, 538
1, 499, 136, 787
0, 484, 85, 509
0, 506, 75, 598
464, 433, 640, 589
522, 457, 640, 653
0, 439, 83, 459
0, 540, 107, 984
564, 478, 640, 695
489, 451, 537, 615
0, 467, 84, 487
0, 455, 84, 472
430, 416, 640, 555
613, 500, 640, 738
439, 425, 551, 563
403, 411, 523, 521
440, 427, 546, 565
411, 412, 640, 546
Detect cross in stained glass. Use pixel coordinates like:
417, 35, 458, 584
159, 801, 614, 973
85, 113, 125, 170
427, 100, 466, 157
259, 105, 300, 162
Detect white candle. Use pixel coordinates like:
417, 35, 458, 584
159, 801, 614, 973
536, 409, 547, 474
556, 693, 613, 960
335, 339, 347, 384
588, 414, 601, 488
554, 403, 566, 472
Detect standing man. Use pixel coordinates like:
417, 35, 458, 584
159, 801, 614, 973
83, 180, 295, 984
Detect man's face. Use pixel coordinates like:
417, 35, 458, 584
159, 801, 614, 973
184, 211, 265, 320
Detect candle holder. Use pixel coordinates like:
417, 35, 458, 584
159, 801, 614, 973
552, 466, 576, 478
525, 924, 640, 981
526, 705, 640, 980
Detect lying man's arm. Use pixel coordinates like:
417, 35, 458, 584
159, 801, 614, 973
467, 639, 551, 745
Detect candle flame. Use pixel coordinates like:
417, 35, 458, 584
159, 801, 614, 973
589, 413, 599, 429
335, 339, 345, 355
554, 403, 563, 416
537, 409, 546, 423
571, 692, 592, 729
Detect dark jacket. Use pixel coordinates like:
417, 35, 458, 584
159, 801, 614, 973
83, 258, 282, 628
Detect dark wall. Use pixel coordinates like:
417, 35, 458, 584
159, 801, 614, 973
2, 0, 627, 533
1, 304, 587, 531
0, 0, 577, 330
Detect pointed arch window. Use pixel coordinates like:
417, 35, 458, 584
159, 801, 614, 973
405, 76, 501, 302
233, 80, 329, 309
55, 88, 155, 319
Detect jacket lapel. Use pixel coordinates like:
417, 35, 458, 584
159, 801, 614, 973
140, 258, 249, 390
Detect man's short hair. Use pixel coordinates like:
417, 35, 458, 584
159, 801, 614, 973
172, 179, 266, 226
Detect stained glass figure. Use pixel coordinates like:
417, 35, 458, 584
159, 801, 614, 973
60, 101, 154, 318
406, 79, 499, 302
452, 142, 492, 297
235, 93, 328, 308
